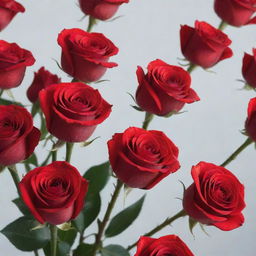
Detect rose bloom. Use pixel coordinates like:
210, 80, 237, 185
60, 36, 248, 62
183, 162, 245, 231
180, 21, 233, 68
135, 59, 200, 116
245, 97, 256, 141
214, 0, 256, 27
0, 0, 25, 31
57, 28, 118, 82
0, 40, 35, 89
39, 82, 112, 142
135, 235, 194, 256
107, 127, 180, 189
79, 0, 129, 20
19, 161, 88, 225
242, 49, 256, 89
0, 105, 40, 166
27, 67, 61, 103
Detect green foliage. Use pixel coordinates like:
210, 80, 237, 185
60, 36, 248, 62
101, 245, 130, 256
105, 195, 146, 237
1, 216, 50, 251
83, 161, 111, 194
73, 243, 94, 256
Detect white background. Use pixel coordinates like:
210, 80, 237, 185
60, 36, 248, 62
0, 0, 256, 255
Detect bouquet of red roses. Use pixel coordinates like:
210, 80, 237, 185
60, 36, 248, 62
0, 0, 255, 255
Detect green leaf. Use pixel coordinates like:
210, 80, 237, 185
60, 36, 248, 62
43, 241, 70, 256
73, 243, 94, 256
58, 228, 77, 246
1, 216, 50, 251
73, 193, 101, 232
0, 98, 23, 106
83, 161, 111, 194
105, 195, 146, 237
101, 245, 130, 256
12, 198, 31, 216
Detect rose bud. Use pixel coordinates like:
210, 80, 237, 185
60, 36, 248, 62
19, 161, 88, 225
180, 21, 233, 68
39, 82, 112, 143
183, 162, 245, 231
107, 127, 180, 189
242, 49, 256, 89
245, 97, 256, 141
135, 235, 194, 256
0, 105, 40, 166
0, 40, 35, 89
0, 0, 25, 31
79, 0, 129, 21
27, 67, 61, 103
214, 0, 256, 27
57, 28, 118, 82
135, 59, 200, 116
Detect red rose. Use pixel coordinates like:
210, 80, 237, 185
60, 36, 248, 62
0, 105, 40, 166
0, 40, 35, 89
245, 97, 256, 141
79, 0, 129, 21
180, 21, 233, 68
183, 162, 245, 231
19, 161, 88, 225
135, 59, 200, 116
135, 235, 194, 256
107, 127, 180, 189
214, 0, 256, 27
27, 67, 61, 103
0, 0, 25, 31
39, 82, 112, 142
57, 28, 118, 82
242, 49, 256, 89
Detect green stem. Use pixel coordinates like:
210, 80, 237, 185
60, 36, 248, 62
41, 150, 52, 166
87, 16, 97, 32
24, 163, 30, 173
52, 150, 57, 162
127, 209, 186, 251
65, 142, 74, 163
0, 89, 4, 97
34, 250, 39, 256
142, 112, 154, 130
187, 63, 197, 73
50, 225, 58, 256
91, 179, 123, 256
8, 165, 21, 197
221, 137, 253, 167
218, 20, 228, 31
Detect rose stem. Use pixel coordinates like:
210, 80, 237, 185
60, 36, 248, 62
52, 150, 57, 162
87, 16, 97, 32
0, 89, 4, 97
50, 225, 58, 256
142, 112, 154, 130
187, 63, 197, 73
126, 209, 186, 251
7, 165, 21, 197
34, 250, 39, 256
91, 179, 123, 256
218, 20, 228, 31
65, 142, 74, 163
221, 137, 253, 167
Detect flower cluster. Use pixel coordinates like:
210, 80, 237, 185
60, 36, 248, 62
0, 1, 255, 256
